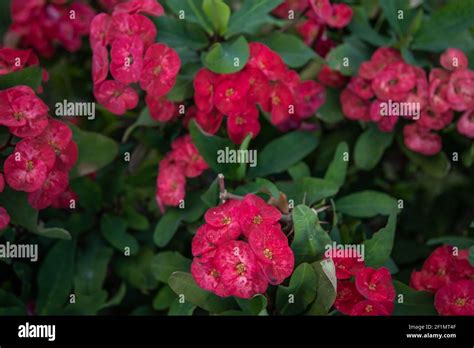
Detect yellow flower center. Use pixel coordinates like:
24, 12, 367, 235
236, 262, 246, 276
252, 215, 263, 225
263, 248, 273, 260
455, 298, 466, 307
225, 88, 234, 97
221, 215, 231, 225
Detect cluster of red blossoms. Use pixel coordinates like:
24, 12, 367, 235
191, 195, 294, 298
155, 135, 208, 213
0, 83, 78, 229
90, 0, 181, 116
6, 0, 95, 58
340, 47, 474, 156
410, 245, 474, 315
329, 251, 396, 315
191, 42, 325, 144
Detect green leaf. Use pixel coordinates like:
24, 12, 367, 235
349, 6, 392, 46
288, 162, 311, 181
335, 191, 399, 218
75, 237, 113, 295
392, 280, 437, 315
354, 124, 394, 171
155, 16, 209, 50
277, 178, 339, 206
100, 283, 127, 310
203, 35, 249, 74
307, 259, 337, 315
234, 178, 281, 199
151, 251, 192, 283
363, 214, 397, 267
412, 0, 474, 51
122, 108, 159, 142
101, 214, 139, 255
248, 131, 319, 178
153, 209, 183, 248
292, 205, 332, 264
168, 272, 236, 313
153, 286, 177, 311
115, 247, 158, 292
71, 125, 119, 177
0, 187, 38, 232
166, 0, 213, 34
202, 0, 230, 35
426, 236, 474, 249
260, 32, 316, 68
0, 66, 43, 90
379, 0, 414, 37
190, 120, 240, 180
0, 1, 11, 38
236, 295, 268, 315
317, 88, 345, 124
276, 263, 317, 315
324, 142, 349, 189
201, 178, 219, 208
124, 206, 149, 231
169, 300, 197, 315
401, 145, 451, 179
0, 289, 25, 315
34, 226, 71, 240
226, 0, 283, 38
326, 38, 371, 76
37, 241, 75, 314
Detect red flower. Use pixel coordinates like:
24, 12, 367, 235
90, 13, 112, 49
170, 135, 208, 178
403, 124, 442, 156
51, 188, 78, 209
213, 240, 268, 299
248, 42, 286, 81
0, 48, 39, 75
0, 173, 4, 193
192, 223, 238, 263
0, 86, 48, 128
243, 67, 271, 107
266, 82, 294, 125
226, 105, 261, 144
296, 19, 323, 46
140, 43, 181, 98
457, 110, 474, 139
0, 207, 10, 230
204, 200, 242, 239
446, 69, 474, 111
145, 94, 176, 122
440, 48, 468, 71
92, 44, 109, 85
273, 0, 309, 19
434, 280, 474, 316
109, 13, 156, 48
113, 0, 164, 17
213, 74, 250, 115
191, 259, 230, 297
194, 68, 220, 113
309, 0, 332, 22
4, 140, 54, 192
155, 161, 186, 211
294, 80, 326, 119
317, 65, 347, 88
194, 108, 224, 135
327, 252, 365, 280
348, 76, 373, 100
371, 62, 416, 101
239, 194, 281, 237
248, 224, 294, 285
110, 35, 144, 84
94, 80, 139, 115
340, 89, 370, 121
355, 267, 396, 302
9, 114, 49, 139
418, 108, 454, 131
351, 300, 393, 316
334, 280, 364, 315
28, 170, 69, 210
358, 47, 402, 81
326, 3, 353, 29
55, 141, 79, 172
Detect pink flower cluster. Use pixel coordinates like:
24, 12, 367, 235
0, 84, 78, 229
155, 135, 208, 213
410, 245, 474, 315
340, 47, 474, 156
191, 195, 294, 298
191, 42, 325, 144
90, 0, 181, 116
6, 0, 95, 58
328, 250, 396, 315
